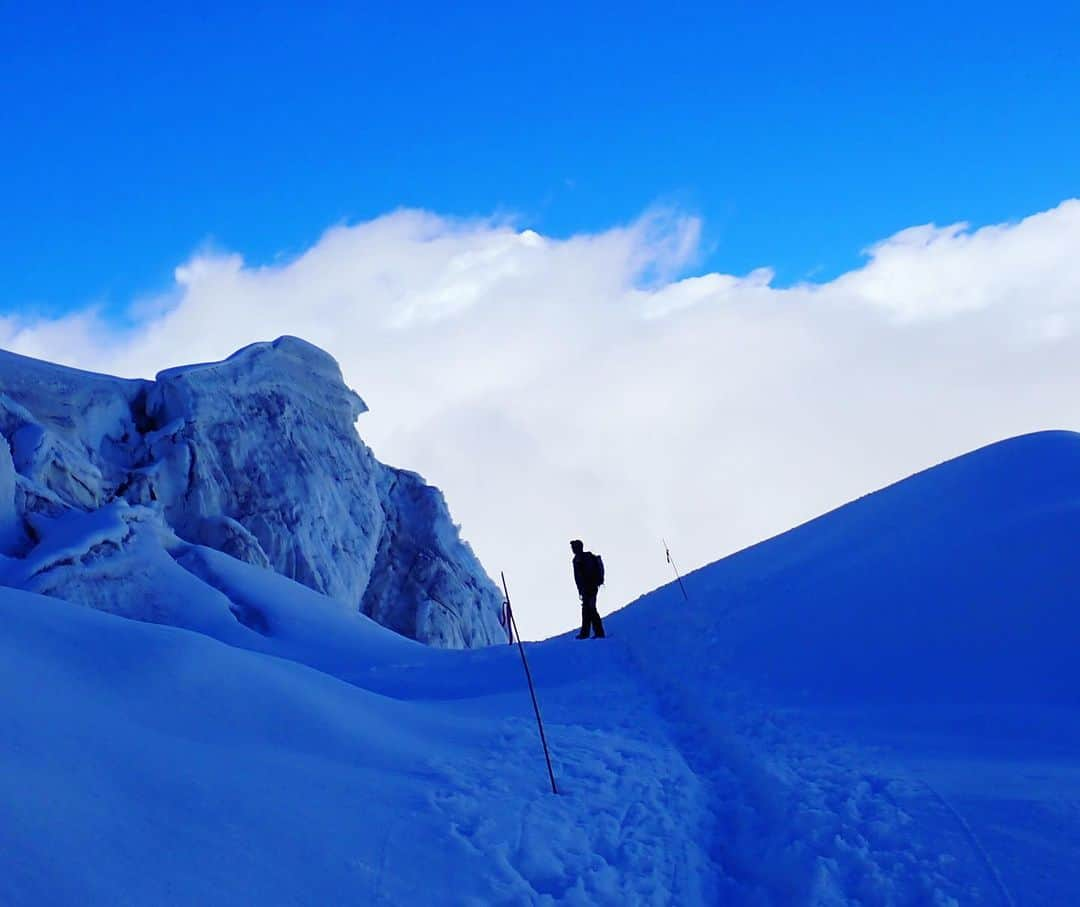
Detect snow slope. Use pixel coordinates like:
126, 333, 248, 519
0, 339, 504, 647
1, 430, 1077, 904
610, 429, 1080, 904
0, 579, 717, 905
615, 429, 1079, 706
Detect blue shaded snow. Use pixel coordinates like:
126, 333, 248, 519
611, 430, 1080, 904
0, 583, 715, 905
1, 430, 1078, 904
0, 339, 506, 647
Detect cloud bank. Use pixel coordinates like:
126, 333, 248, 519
4, 200, 1079, 638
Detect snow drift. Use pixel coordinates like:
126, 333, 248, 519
0, 338, 504, 647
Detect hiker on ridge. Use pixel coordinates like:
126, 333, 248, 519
571, 539, 606, 639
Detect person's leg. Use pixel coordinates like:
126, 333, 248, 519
577, 600, 589, 638
590, 599, 605, 638
582, 590, 604, 638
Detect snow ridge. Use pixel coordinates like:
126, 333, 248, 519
609, 429, 1080, 904
0, 338, 504, 647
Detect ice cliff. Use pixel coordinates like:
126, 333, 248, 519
0, 337, 505, 648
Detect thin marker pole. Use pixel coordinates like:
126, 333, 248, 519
663, 538, 689, 602
501, 572, 558, 795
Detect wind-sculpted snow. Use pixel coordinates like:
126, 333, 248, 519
0, 340, 504, 647
0, 435, 20, 554
140, 337, 380, 600
0, 584, 717, 905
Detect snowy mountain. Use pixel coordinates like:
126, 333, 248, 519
0, 338, 505, 647
1, 415, 1077, 903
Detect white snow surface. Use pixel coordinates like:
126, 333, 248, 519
1, 429, 1077, 904
0, 337, 505, 648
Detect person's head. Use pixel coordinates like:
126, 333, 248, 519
570, 539, 584, 555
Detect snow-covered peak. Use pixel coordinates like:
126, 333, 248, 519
0, 339, 505, 648
152, 335, 368, 426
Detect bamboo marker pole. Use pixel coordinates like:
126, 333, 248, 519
501, 572, 558, 795
663, 538, 689, 601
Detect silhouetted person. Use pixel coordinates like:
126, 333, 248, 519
571, 539, 605, 639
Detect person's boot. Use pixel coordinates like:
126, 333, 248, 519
575, 631, 589, 639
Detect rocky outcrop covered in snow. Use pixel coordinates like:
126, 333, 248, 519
0, 338, 505, 648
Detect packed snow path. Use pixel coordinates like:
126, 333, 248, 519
2, 430, 1078, 904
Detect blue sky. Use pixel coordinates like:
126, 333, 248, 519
2, 1, 1078, 317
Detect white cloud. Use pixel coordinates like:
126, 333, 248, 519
3, 200, 1080, 639
825, 200, 1080, 322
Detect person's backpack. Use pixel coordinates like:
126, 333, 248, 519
589, 552, 605, 587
